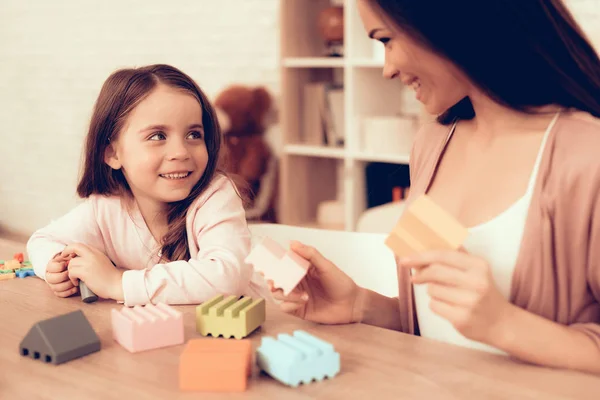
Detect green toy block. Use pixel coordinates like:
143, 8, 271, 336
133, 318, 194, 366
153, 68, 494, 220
196, 294, 265, 340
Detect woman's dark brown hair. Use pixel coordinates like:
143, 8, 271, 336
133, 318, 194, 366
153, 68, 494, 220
77, 64, 222, 261
371, 0, 600, 124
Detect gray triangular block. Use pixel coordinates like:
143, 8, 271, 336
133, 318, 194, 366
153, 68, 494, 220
19, 310, 101, 365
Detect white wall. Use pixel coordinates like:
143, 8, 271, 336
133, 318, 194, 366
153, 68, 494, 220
0, 0, 280, 236
1, 0, 599, 236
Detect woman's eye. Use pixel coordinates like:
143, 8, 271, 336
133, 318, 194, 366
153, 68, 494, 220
188, 130, 204, 140
149, 131, 166, 141
379, 37, 390, 45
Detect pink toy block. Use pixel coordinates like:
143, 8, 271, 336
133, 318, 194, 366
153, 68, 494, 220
245, 237, 310, 296
111, 303, 184, 353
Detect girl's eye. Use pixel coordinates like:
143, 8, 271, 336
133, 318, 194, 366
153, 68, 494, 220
379, 37, 390, 45
188, 130, 204, 140
149, 131, 166, 141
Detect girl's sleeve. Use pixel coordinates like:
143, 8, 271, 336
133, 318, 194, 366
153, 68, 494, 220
121, 177, 268, 306
26, 198, 104, 279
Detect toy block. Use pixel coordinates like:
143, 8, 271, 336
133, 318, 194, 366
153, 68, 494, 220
245, 237, 310, 295
19, 310, 101, 365
385, 194, 468, 258
14, 253, 24, 263
2, 259, 21, 271
257, 330, 340, 387
180, 339, 252, 392
15, 267, 35, 278
196, 294, 265, 339
111, 303, 184, 353
0, 272, 15, 280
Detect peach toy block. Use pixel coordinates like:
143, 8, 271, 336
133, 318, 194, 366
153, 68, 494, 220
196, 294, 265, 339
179, 338, 252, 392
245, 237, 310, 295
111, 303, 184, 353
0, 272, 16, 280
385, 194, 468, 258
2, 260, 21, 271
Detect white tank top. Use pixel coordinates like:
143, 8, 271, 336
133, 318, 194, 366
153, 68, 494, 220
413, 111, 560, 354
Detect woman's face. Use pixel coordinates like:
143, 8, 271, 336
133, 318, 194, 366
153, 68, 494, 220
358, 0, 471, 115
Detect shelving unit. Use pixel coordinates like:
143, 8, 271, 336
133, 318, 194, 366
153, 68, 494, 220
277, 0, 423, 231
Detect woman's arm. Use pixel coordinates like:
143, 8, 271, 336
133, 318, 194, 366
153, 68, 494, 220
355, 287, 404, 331
492, 305, 600, 374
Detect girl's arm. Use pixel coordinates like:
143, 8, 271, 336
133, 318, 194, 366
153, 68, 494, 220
120, 177, 268, 306
27, 198, 105, 279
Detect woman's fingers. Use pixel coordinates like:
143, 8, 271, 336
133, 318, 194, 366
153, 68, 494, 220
271, 287, 309, 303
280, 301, 305, 313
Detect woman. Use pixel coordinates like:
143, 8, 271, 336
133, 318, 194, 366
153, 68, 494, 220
271, 0, 600, 375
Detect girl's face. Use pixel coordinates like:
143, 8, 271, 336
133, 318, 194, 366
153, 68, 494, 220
105, 83, 209, 209
358, 0, 470, 115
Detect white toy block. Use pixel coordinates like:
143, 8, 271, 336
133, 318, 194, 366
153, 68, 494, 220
245, 237, 309, 295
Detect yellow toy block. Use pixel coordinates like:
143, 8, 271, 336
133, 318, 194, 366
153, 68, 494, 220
0, 272, 16, 280
385, 194, 468, 258
196, 294, 265, 340
2, 260, 21, 271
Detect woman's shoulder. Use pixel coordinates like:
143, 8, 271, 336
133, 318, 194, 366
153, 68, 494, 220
409, 119, 454, 180
547, 110, 600, 194
553, 110, 600, 171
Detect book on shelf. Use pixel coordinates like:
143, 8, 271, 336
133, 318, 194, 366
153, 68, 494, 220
302, 82, 344, 147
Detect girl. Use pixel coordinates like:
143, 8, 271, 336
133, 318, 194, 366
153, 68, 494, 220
272, 0, 600, 375
27, 64, 269, 306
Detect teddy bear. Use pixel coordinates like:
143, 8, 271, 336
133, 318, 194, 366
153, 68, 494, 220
214, 84, 278, 222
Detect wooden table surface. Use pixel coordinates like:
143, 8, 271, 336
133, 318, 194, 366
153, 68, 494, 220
1, 239, 599, 399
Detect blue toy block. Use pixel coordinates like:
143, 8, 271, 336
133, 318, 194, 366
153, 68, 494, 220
256, 330, 340, 387
16, 268, 35, 278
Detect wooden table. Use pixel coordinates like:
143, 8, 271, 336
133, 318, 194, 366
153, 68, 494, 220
1, 240, 599, 399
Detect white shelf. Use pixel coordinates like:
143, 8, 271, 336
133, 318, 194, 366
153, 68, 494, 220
352, 152, 410, 164
283, 57, 345, 68
284, 144, 346, 159
350, 59, 384, 68
278, 0, 421, 231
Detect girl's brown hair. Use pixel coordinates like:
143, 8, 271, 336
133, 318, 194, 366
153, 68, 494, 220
77, 64, 222, 261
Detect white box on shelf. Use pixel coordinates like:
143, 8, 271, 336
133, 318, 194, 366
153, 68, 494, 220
361, 116, 417, 155
373, 41, 385, 63
317, 200, 345, 230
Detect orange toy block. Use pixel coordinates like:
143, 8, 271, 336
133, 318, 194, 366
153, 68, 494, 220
385, 195, 468, 258
179, 339, 252, 392
2, 260, 21, 271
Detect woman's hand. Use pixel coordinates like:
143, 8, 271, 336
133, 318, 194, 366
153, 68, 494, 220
270, 241, 364, 325
45, 252, 79, 298
62, 243, 124, 301
399, 249, 514, 344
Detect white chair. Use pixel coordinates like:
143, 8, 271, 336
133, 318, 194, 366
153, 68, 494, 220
248, 223, 399, 298
356, 201, 406, 234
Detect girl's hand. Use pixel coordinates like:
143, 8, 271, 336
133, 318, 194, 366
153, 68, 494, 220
62, 243, 124, 301
45, 253, 79, 298
399, 249, 514, 344
270, 241, 363, 325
